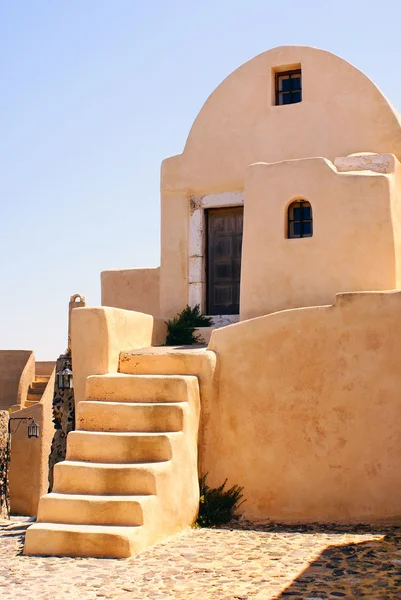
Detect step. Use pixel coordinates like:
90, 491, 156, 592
66, 430, 175, 463
34, 375, 51, 383
119, 347, 216, 378
31, 381, 47, 391
77, 401, 185, 433
24, 522, 141, 558
25, 399, 40, 407
37, 493, 156, 526
27, 391, 42, 401
52, 460, 168, 495
86, 373, 198, 403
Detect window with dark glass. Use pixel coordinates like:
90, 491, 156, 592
288, 200, 313, 238
275, 69, 302, 105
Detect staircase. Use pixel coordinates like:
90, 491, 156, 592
24, 375, 51, 408
24, 372, 200, 558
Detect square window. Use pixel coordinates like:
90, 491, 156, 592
280, 77, 291, 92
291, 91, 302, 103
275, 69, 302, 106
291, 76, 301, 91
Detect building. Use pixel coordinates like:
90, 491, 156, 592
102, 45, 401, 325
24, 46, 401, 558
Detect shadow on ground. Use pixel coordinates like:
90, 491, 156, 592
222, 521, 401, 599
0, 520, 31, 554
276, 528, 401, 599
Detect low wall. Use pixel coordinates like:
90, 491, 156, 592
0, 350, 34, 410
71, 307, 166, 404
35, 361, 56, 376
9, 369, 55, 516
207, 290, 401, 523
101, 267, 160, 316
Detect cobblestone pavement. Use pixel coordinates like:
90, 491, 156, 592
1, 517, 401, 599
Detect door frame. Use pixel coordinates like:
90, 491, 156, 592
188, 190, 244, 323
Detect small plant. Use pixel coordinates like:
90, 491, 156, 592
165, 305, 213, 346
196, 473, 245, 527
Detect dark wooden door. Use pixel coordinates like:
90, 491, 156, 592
207, 207, 243, 315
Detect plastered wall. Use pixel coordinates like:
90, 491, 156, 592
101, 267, 160, 316
206, 291, 401, 523
9, 369, 55, 516
159, 46, 401, 319
71, 307, 166, 404
0, 350, 34, 410
240, 157, 398, 320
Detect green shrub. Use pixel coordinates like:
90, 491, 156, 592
196, 473, 245, 527
165, 305, 213, 346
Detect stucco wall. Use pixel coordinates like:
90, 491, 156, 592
390, 159, 401, 288
206, 290, 401, 523
9, 369, 55, 516
159, 45, 401, 319
101, 267, 161, 316
35, 361, 56, 376
160, 192, 189, 317
162, 46, 401, 195
71, 307, 166, 404
0, 350, 34, 410
240, 157, 397, 319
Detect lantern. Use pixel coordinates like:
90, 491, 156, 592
57, 366, 74, 391
28, 419, 40, 439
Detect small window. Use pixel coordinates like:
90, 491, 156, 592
276, 69, 302, 105
288, 200, 312, 238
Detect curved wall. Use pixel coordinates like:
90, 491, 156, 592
207, 291, 401, 522
0, 350, 34, 410
162, 45, 401, 194
159, 46, 401, 317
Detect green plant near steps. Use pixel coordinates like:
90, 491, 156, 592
196, 473, 245, 527
165, 305, 213, 346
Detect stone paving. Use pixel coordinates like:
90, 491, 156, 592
1, 517, 401, 599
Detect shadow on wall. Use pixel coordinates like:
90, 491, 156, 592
276, 525, 401, 598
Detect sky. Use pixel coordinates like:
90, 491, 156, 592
1, 0, 401, 359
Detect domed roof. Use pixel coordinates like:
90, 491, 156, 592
162, 46, 401, 194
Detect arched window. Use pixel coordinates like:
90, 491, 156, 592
288, 200, 313, 238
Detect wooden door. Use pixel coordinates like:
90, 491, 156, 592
207, 206, 243, 315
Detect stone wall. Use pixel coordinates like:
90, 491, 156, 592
0, 411, 10, 519
48, 354, 75, 491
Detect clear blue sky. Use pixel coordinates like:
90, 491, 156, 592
1, 0, 401, 359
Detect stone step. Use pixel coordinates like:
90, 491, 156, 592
66, 430, 176, 463
31, 381, 47, 391
24, 522, 142, 558
86, 373, 198, 403
119, 347, 215, 378
52, 460, 168, 495
25, 399, 40, 407
37, 493, 156, 526
34, 375, 51, 383
27, 391, 42, 401
77, 401, 185, 433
